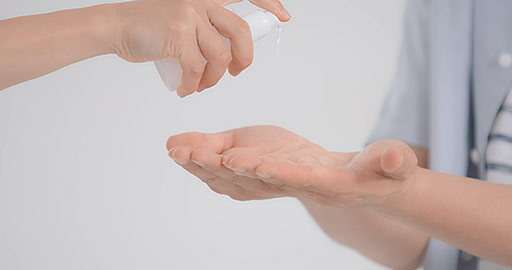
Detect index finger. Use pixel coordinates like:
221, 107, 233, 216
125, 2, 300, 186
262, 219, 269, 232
208, 7, 253, 76
248, 0, 291, 21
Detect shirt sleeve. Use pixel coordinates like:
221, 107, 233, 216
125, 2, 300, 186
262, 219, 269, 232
366, 0, 431, 149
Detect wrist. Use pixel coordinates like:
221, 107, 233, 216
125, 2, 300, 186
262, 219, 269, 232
81, 4, 119, 55
368, 166, 427, 216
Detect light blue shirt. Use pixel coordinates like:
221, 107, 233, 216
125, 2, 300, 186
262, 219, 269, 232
367, 0, 512, 268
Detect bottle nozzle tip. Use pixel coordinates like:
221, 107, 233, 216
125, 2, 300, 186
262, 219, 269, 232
263, 11, 281, 28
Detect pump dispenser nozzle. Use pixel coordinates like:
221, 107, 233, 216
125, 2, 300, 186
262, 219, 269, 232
243, 10, 281, 41
155, 9, 282, 92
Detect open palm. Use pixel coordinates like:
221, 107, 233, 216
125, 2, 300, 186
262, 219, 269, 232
166, 126, 418, 206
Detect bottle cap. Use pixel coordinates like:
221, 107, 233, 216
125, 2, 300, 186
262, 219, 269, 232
242, 10, 281, 42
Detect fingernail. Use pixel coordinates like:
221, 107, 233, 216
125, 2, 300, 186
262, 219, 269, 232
256, 172, 271, 179
232, 168, 247, 174
168, 148, 178, 159
282, 8, 291, 20
222, 159, 232, 169
192, 160, 205, 167
173, 158, 188, 166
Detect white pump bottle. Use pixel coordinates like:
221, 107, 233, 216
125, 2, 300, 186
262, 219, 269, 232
154, 9, 281, 92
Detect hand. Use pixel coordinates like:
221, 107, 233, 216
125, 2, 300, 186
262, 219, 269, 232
109, 0, 291, 97
166, 126, 419, 207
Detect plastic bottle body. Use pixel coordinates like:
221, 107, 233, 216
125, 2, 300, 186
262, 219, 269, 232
155, 57, 182, 92
155, 10, 280, 92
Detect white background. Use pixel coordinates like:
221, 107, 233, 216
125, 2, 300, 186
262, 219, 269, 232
0, 0, 405, 269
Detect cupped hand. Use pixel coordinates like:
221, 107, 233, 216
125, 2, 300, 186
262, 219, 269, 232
166, 126, 419, 207
110, 0, 290, 98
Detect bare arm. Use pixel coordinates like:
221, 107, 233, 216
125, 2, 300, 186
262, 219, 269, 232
378, 166, 512, 266
167, 126, 512, 268
299, 146, 430, 270
0, 0, 290, 96
0, 5, 113, 90
165, 127, 432, 269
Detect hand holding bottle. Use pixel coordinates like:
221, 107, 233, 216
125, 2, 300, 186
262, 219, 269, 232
155, 8, 283, 94
0, 0, 290, 93
112, 0, 290, 97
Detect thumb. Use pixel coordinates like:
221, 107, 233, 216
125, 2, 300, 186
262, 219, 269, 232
379, 142, 418, 180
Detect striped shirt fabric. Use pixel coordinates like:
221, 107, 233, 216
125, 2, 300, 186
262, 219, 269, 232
486, 90, 512, 184
466, 91, 512, 270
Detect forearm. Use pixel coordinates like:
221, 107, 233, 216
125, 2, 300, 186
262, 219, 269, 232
0, 4, 115, 90
376, 168, 512, 266
301, 199, 429, 269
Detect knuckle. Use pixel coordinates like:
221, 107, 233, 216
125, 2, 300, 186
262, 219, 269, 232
170, 22, 192, 36
188, 62, 205, 77
181, 3, 199, 17
169, 7, 198, 34
237, 55, 253, 69
215, 47, 231, 65
236, 19, 251, 35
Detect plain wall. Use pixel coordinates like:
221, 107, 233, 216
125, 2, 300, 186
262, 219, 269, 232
0, 0, 406, 269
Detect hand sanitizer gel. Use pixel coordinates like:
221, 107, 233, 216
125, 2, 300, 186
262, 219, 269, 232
155, 9, 282, 92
